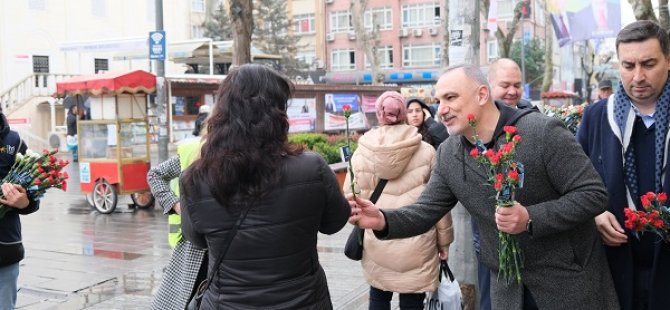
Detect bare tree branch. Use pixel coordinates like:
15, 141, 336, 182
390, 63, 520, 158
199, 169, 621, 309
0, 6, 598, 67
350, 0, 383, 85
496, 1, 523, 58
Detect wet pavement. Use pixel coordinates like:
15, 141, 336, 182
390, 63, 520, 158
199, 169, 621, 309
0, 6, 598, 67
15, 152, 375, 309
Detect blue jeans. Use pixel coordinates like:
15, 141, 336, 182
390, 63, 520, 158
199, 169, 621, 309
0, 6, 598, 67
0, 263, 19, 310
368, 286, 425, 310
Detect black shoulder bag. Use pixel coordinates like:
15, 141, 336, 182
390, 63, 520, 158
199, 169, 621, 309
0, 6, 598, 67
187, 204, 252, 310
343, 179, 388, 261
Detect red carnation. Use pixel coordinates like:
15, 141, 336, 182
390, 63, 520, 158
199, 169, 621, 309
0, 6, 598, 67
34, 178, 42, 185
513, 135, 521, 144
467, 114, 475, 122
508, 170, 519, 182
470, 148, 479, 158
658, 193, 668, 204
503, 126, 517, 135
641, 196, 652, 209
645, 192, 656, 201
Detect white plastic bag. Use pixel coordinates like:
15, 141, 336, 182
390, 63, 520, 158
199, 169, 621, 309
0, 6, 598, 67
425, 261, 462, 310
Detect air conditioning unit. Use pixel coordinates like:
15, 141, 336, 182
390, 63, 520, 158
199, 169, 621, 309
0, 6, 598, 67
326, 33, 335, 42
399, 28, 409, 37
430, 27, 439, 36
325, 0, 334, 4
348, 32, 356, 40
413, 29, 423, 37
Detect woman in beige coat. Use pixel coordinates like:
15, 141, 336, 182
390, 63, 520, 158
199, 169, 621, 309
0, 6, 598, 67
344, 91, 453, 310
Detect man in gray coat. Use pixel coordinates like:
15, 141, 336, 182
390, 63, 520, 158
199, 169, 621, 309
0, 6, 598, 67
349, 64, 619, 309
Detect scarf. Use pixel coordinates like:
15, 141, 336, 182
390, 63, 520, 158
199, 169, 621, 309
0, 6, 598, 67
612, 78, 670, 207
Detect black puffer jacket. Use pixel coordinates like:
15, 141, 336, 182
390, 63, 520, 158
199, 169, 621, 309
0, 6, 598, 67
181, 152, 350, 309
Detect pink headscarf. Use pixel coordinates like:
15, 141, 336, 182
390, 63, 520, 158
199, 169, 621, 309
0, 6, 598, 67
375, 91, 407, 126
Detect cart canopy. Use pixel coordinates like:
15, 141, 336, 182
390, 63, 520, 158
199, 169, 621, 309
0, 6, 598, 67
56, 70, 156, 97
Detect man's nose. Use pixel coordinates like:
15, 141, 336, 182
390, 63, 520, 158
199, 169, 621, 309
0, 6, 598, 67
633, 67, 646, 82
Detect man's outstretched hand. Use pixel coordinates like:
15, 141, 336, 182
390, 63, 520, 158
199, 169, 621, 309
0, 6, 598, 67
347, 194, 386, 231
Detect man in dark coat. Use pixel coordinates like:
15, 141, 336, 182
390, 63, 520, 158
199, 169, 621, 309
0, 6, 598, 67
473, 58, 539, 310
350, 64, 618, 310
0, 112, 40, 309
577, 20, 670, 310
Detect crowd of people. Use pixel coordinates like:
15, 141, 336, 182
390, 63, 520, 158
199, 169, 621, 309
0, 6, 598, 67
0, 18, 649, 310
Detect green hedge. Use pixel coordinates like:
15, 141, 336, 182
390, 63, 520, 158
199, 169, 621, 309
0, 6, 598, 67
289, 133, 357, 164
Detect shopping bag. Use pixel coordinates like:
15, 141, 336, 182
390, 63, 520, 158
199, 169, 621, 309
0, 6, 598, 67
425, 261, 462, 310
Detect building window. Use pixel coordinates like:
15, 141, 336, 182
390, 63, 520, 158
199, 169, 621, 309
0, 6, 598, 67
365, 46, 393, 69
330, 10, 352, 33
497, 0, 514, 21
402, 44, 441, 68
91, 0, 106, 17
29, 0, 46, 10
191, 25, 204, 38
487, 41, 498, 63
94, 58, 109, 73
294, 14, 315, 34
364, 7, 392, 31
331, 49, 356, 71
401, 3, 440, 28
191, 0, 205, 13
296, 50, 317, 67
33, 55, 49, 87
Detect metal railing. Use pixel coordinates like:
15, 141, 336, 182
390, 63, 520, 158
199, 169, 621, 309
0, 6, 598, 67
0, 73, 76, 113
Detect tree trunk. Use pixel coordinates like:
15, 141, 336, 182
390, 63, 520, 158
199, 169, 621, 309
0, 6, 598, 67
659, 0, 670, 30
628, 0, 659, 21
350, 0, 383, 85
442, 0, 450, 66
542, 9, 553, 92
581, 42, 595, 102
229, 0, 253, 66
496, 1, 523, 58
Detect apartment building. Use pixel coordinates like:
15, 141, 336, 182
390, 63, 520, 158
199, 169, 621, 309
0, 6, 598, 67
323, 0, 443, 86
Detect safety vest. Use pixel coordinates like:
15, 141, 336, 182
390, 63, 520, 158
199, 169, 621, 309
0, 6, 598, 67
167, 139, 202, 248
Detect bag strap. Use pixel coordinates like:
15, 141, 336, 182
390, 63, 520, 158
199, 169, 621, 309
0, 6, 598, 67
440, 260, 456, 282
201, 203, 253, 289
369, 179, 388, 203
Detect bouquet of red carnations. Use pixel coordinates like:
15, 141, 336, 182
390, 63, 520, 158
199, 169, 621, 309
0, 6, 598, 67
0, 149, 69, 219
624, 192, 670, 241
468, 114, 524, 284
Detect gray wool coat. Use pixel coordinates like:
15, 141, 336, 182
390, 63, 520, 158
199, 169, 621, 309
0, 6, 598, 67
378, 110, 620, 310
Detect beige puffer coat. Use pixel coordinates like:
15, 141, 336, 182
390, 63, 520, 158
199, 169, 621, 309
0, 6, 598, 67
344, 124, 454, 293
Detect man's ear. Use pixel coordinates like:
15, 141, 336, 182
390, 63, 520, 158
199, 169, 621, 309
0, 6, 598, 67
477, 85, 490, 106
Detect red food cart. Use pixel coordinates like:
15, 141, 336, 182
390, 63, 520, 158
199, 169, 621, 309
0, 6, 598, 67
55, 70, 155, 214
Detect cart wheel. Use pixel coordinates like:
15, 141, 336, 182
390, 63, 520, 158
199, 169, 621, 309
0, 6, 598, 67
85, 193, 95, 208
92, 180, 118, 214
131, 192, 155, 209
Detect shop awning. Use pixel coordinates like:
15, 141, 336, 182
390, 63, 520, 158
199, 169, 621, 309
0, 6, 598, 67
55, 70, 156, 97
113, 42, 219, 61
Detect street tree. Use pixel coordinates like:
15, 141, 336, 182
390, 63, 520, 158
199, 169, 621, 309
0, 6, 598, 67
582, 42, 615, 101
202, 2, 233, 40
229, 0, 253, 66
628, 0, 670, 30
253, 0, 307, 77
350, 0, 384, 85
510, 38, 545, 91
481, 0, 524, 58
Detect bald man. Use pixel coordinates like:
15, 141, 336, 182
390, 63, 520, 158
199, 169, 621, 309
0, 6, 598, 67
488, 58, 534, 109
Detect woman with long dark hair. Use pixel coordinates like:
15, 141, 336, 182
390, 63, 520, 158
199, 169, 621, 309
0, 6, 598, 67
180, 64, 350, 309
406, 97, 448, 150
